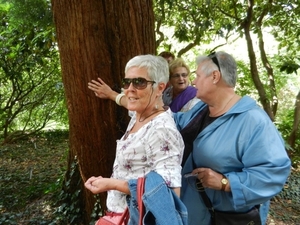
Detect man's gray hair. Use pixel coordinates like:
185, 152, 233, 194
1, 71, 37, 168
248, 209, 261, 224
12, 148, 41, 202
196, 51, 237, 87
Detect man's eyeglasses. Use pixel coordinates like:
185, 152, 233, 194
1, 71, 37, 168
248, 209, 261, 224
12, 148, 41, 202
170, 73, 189, 79
208, 52, 221, 71
121, 77, 156, 90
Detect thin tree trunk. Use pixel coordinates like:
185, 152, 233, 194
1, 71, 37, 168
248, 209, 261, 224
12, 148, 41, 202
256, 0, 278, 118
289, 90, 300, 150
242, 0, 274, 121
257, 27, 278, 117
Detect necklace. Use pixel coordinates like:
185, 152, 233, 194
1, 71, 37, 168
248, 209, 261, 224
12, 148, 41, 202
123, 108, 165, 140
209, 94, 236, 117
139, 109, 165, 122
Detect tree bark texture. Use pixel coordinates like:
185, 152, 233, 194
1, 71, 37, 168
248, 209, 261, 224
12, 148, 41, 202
257, 27, 278, 117
51, 0, 155, 223
242, 0, 275, 121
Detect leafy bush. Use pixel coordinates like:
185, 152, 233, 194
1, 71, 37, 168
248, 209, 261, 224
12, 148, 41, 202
0, 0, 68, 144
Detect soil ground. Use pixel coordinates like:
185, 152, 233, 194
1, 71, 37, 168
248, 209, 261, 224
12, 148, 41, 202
0, 131, 299, 224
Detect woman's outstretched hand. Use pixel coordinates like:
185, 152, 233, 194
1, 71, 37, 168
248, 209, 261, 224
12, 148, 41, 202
88, 77, 114, 100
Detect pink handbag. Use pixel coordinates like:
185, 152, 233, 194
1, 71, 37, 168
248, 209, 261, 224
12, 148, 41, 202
95, 177, 145, 225
95, 208, 129, 225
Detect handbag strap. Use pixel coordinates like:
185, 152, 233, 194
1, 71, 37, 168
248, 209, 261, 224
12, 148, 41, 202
180, 106, 209, 166
191, 155, 216, 224
117, 207, 129, 225
180, 106, 216, 223
137, 177, 145, 225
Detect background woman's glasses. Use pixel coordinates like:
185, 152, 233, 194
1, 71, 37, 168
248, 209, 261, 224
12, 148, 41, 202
170, 73, 188, 79
122, 77, 156, 90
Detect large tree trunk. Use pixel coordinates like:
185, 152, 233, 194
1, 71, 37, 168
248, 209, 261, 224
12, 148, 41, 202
51, 0, 155, 223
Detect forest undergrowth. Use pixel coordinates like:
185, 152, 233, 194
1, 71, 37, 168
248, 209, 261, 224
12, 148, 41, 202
0, 130, 299, 225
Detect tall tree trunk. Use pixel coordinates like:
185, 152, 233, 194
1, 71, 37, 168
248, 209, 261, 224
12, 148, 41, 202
51, 0, 155, 223
257, 27, 278, 117
242, 0, 275, 121
256, 0, 278, 118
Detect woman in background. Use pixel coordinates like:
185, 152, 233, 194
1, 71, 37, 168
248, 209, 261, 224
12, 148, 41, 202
163, 58, 200, 112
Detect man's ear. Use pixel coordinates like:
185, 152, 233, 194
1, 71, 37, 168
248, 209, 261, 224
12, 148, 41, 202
212, 70, 221, 83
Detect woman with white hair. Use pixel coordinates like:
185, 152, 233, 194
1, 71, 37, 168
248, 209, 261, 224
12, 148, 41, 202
85, 55, 185, 223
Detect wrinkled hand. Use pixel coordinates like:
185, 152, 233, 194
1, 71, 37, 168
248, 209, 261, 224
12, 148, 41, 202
192, 168, 225, 190
84, 176, 111, 194
88, 77, 113, 99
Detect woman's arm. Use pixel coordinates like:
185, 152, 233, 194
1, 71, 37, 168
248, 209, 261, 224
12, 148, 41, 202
85, 176, 130, 195
88, 77, 129, 108
85, 175, 180, 197
173, 187, 180, 197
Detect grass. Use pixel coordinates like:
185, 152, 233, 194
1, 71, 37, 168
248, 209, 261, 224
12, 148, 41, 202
0, 130, 299, 224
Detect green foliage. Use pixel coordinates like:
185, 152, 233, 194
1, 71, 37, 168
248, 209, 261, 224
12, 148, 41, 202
9, 0, 53, 28
0, 0, 68, 144
266, 0, 300, 57
276, 108, 300, 166
154, 0, 233, 55
280, 61, 300, 75
154, 0, 247, 56
89, 195, 104, 225
154, 0, 300, 163
280, 172, 300, 201
274, 54, 300, 163
270, 172, 300, 223
235, 60, 258, 97
53, 156, 85, 225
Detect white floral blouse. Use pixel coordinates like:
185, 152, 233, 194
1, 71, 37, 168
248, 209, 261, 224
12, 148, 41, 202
106, 109, 184, 213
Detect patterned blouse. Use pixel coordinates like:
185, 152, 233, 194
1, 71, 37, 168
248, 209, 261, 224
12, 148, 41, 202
106, 109, 184, 213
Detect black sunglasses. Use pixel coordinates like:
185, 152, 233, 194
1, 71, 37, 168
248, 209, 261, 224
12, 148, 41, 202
208, 52, 221, 71
122, 77, 156, 90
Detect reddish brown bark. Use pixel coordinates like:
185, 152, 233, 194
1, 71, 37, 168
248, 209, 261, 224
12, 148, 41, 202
51, 0, 155, 223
